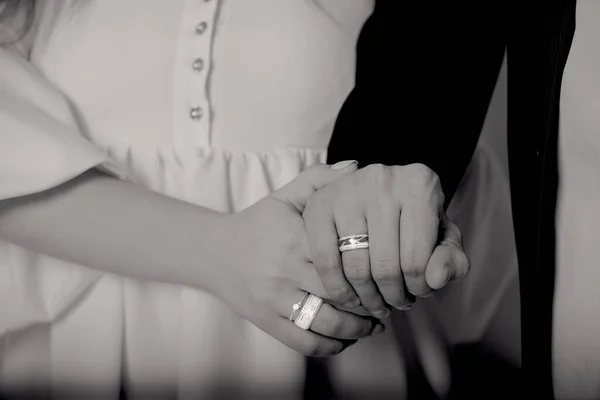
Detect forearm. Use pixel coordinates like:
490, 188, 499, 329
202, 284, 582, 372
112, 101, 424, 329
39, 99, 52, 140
0, 170, 225, 291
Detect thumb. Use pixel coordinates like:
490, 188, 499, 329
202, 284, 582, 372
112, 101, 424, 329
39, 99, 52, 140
425, 215, 470, 289
271, 160, 358, 212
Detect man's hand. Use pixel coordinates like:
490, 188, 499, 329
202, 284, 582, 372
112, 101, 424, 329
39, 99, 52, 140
303, 162, 470, 318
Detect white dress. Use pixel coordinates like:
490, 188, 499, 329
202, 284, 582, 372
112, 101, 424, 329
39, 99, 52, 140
0, 1, 518, 398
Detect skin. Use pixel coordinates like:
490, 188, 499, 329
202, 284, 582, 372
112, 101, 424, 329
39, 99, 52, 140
304, 162, 470, 318
0, 161, 469, 356
0, 164, 376, 356
1, 3, 470, 359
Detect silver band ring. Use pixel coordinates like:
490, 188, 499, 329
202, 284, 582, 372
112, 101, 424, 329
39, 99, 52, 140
338, 234, 369, 252
289, 292, 310, 321
294, 294, 324, 330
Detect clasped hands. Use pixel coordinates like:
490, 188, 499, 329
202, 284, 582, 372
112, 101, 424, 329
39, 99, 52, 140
214, 160, 470, 357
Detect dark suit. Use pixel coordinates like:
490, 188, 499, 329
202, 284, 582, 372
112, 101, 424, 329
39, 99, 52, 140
327, 1, 577, 398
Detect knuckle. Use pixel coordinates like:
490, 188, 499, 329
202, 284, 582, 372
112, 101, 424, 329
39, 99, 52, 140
371, 260, 402, 282
429, 170, 442, 191
362, 163, 391, 188
329, 285, 353, 302
406, 163, 435, 182
363, 295, 386, 311
401, 257, 428, 279
344, 262, 372, 284
405, 164, 444, 205
363, 163, 387, 177
315, 254, 340, 273
280, 227, 308, 258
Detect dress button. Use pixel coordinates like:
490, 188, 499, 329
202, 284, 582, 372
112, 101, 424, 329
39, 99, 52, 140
190, 107, 203, 120
196, 22, 208, 35
192, 58, 204, 71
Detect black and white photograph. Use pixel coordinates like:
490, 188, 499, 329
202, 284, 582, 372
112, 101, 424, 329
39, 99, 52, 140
0, 1, 596, 399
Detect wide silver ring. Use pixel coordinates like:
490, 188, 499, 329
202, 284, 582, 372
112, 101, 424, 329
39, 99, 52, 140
294, 294, 324, 330
338, 234, 369, 252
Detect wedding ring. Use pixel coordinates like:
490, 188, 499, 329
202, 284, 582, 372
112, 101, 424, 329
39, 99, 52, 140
338, 234, 369, 252
289, 292, 310, 321
294, 294, 324, 330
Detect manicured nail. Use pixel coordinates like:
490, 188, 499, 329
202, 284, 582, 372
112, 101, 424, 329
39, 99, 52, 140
373, 309, 391, 319
372, 324, 386, 335
331, 160, 358, 170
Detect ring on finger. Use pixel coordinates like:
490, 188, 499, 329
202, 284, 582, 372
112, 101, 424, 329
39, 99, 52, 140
294, 293, 324, 330
338, 234, 369, 252
289, 292, 310, 321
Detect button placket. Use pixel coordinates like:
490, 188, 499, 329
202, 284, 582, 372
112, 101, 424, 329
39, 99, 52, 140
183, 0, 218, 148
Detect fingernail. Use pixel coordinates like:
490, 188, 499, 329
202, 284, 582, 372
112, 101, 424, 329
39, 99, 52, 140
372, 324, 386, 335
397, 303, 413, 311
331, 160, 358, 170
373, 309, 390, 319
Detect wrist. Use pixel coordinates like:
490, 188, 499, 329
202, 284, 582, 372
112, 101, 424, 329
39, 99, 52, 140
171, 209, 225, 292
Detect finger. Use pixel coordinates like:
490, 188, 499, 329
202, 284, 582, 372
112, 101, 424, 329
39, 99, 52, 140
425, 217, 471, 289
288, 270, 373, 317
336, 209, 390, 319
278, 290, 381, 339
366, 199, 415, 310
310, 303, 384, 339
303, 190, 360, 307
398, 165, 444, 297
273, 318, 349, 357
272, 161, 358, 213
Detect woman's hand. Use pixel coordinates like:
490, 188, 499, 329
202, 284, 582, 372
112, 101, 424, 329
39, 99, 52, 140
303, 162, 470, 318
211, 163, 383, 357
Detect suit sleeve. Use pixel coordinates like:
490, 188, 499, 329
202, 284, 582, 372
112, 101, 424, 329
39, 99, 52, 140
327, 2, 506, 208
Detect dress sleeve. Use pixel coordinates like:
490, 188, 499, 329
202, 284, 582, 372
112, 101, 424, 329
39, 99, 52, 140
0, 43, 118, 343
0, 46, 122, 201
